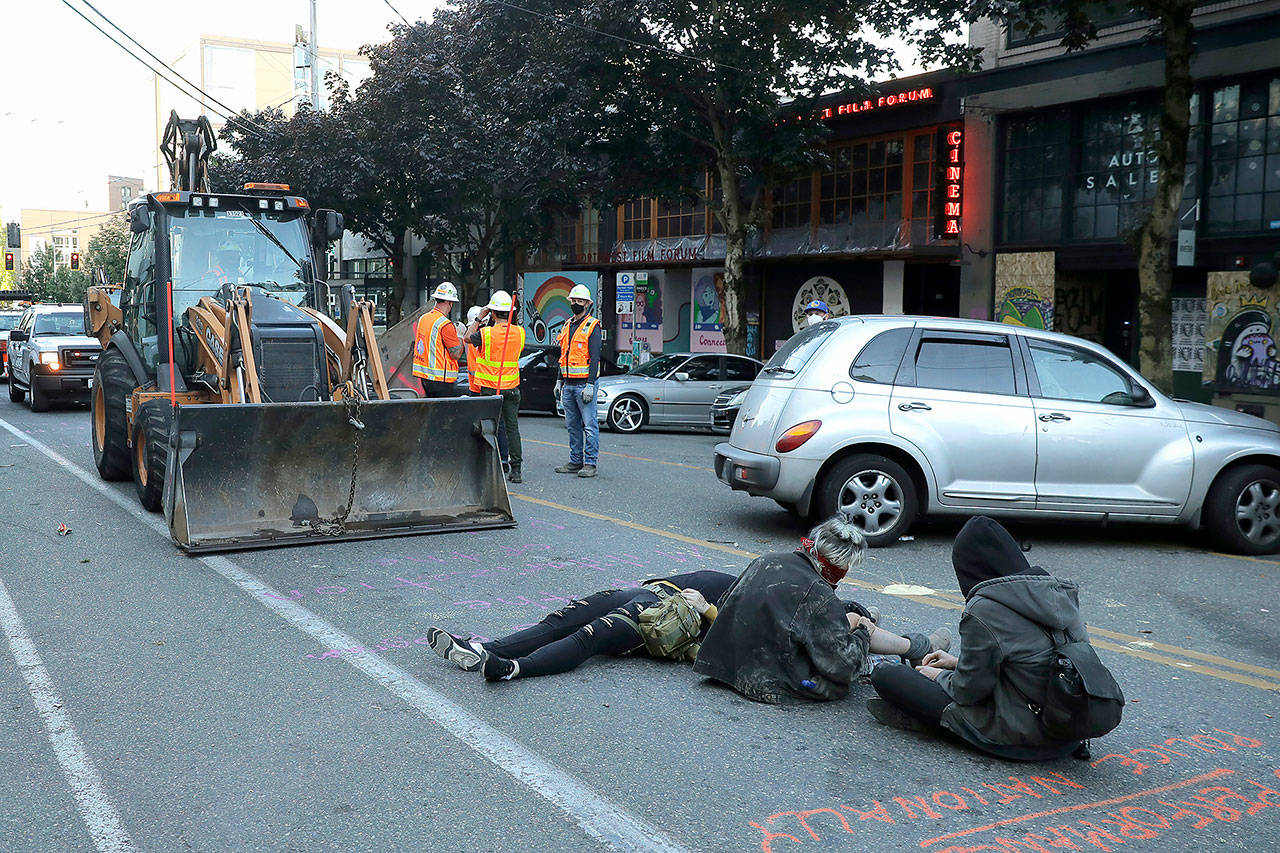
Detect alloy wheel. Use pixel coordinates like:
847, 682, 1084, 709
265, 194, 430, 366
611, 397, 644, 432
836, 469, 903, 536
1234, 477, 1280, 546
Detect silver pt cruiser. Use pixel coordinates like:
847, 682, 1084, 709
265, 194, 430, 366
714, 316, 1280, 555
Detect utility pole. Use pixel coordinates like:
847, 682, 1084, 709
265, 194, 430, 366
309, 0, 320, 111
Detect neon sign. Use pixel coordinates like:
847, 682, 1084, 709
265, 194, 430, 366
786, 87, 936, 123
936, 126, 963, 238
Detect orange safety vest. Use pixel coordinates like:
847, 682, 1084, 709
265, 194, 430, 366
465, 340, 481, 392
475, 322, 526, 390
412, 308, 458, 382
557, 315, 598, 380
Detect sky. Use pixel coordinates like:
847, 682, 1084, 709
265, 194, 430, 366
0, 1, 936, 225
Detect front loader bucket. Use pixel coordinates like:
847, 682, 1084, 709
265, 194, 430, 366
162, 396, 515, 552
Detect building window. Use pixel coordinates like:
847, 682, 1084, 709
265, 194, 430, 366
772, 174, 812, 230
910, 132, 936, 224
1073, 100, 1162, 241
819, 138, 904, 233
581, 207, 601, 261
555, 209, 578, 262
1001, 111, 1068, 243
52, 234, 79, 266
341, 257, 390, 277
621, 198, 651, 241
656, 195, 705, 238
1206, 77, 1280, 235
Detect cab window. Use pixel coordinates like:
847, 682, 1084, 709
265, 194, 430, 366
912, 333, 1017, 395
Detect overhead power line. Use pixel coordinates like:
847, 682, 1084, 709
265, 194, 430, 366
381, 0, 413, 26
21, 211, 126, 236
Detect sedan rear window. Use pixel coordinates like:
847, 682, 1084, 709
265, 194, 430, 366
762, 320, 836, 378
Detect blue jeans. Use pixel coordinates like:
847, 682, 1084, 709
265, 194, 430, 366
562, 382, 599, 466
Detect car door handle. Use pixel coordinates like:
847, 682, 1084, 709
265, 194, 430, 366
1038, 413, 1071, 422
897, 402, 931, 412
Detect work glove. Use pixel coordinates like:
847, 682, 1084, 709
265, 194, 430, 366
580, 385, 595, 404
554, 380, 563, 399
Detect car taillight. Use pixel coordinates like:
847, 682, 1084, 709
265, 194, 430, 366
776, 419, 821, 453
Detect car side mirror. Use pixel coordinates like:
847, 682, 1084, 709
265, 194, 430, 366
1130, 385, 1155, 407
8, 329, 28, 343
672, 371, 690, 382
320, 209, 345, 243
129, 205, 151, 234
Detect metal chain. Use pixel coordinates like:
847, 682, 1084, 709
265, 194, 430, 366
313, 386, 364, 537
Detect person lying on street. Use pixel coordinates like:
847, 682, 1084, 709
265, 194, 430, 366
867, 515, 1098, 761
426, 570, 736, 681
693, 512, 951, 704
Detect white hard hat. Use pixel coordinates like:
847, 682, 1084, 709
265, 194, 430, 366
432, 281, 459, 302
568, 284, 592, 302
487, 290, 513, 312
466, 305, 483, 324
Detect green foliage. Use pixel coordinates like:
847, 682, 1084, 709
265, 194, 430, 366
84, 216, 130, 285
23, 243, 90, 304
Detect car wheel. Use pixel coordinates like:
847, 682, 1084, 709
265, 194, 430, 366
608, 395, 647, 434
1204, 464, 1280, 555
7, 374, 23, 403
28, 367, 48, 412
92, 348, 134, 481
131, 400, 172, 512
817, 453, 918, 547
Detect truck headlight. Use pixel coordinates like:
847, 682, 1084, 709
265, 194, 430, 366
38, 351, 61, 366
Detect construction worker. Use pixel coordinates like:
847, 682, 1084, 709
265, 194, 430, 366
464, 305, 484, 395
467, 291, 525, 483
412, 282, 464, 398
554, 283, 600, 478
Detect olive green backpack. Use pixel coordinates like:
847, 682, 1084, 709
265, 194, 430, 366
617, 586, 704, 661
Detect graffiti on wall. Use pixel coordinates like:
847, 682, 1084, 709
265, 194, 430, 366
1204, 272, 1280, 393
994, 252, 1055, 330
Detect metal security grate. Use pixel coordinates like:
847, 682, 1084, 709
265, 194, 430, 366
257, 339, 321, 402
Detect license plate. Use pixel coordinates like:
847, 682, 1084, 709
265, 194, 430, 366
87, 377, 94, 389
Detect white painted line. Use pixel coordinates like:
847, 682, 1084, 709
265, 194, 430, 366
0, 416, 690, 853
0, 579, 137, 852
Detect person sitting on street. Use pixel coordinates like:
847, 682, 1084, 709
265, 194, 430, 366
427, 570, 736, 681
693, 512, 950, 704
867, 515, 1090, 761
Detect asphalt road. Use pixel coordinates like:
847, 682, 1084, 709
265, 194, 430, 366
1, 395, 1278, 853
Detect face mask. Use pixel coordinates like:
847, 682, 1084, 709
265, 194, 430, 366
806, 314, 824, 326
571, 303, 585, 315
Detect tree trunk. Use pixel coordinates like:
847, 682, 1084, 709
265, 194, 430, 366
1136, 1, 1194, 393
387, 229, 408, 327
712, 120, 749, 356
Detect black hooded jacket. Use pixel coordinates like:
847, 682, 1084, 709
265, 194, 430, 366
935, 517, 1085, 761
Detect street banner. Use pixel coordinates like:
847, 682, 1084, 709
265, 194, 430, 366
522, 271, 597, 347
691, 267, 727, 353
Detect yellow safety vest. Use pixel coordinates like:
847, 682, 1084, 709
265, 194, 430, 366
475, 322, 526, 390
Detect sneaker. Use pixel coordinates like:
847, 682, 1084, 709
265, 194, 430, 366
482, 651, 519, 682
426, 627, 483, 672
866, 697, 934, 733
929, 626, 952, 654
507, 464, 522, 484
577, 465, 597, 478
555, 462, 583, 474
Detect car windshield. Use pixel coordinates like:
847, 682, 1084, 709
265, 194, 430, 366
168, 206, 311, 307
763, 321, 838, 377
33, 312, 84, 336
0, 313, 21, 331
629, 353, 687, 378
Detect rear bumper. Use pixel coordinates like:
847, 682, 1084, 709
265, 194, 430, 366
714, 442, 780, 491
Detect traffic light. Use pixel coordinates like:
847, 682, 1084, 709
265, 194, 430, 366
5, 223, 18, 249
4, 253, 12, 272
70, 252, 80, 271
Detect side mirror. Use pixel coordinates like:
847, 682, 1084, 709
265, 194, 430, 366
8, 329, 28, 343
129, 205, 151, 234
672, 371, 690, 382
320, 210, 345, 243
1130, 385, 1154, 407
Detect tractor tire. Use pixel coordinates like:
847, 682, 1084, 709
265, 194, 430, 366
27, 368, 48, 412
92, 348, 134, 481
131, 400, 172, 512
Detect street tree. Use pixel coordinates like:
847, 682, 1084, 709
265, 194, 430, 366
83, 215, 130, 285
973, 0, 1195, 392
23, 242, 89, 303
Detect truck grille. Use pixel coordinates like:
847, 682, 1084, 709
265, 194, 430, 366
61, 348, 100, 370
257, 339, 322, 402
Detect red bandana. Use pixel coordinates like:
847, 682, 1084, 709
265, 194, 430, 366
801, 537, 847, 586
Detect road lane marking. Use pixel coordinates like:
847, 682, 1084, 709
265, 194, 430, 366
510, 493, 1280, 692
523, 437, 715, 472
0, 416, 690, 853
0, 579, 137, 852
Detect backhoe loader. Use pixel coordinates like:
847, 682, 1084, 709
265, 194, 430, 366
84, 112, 513, 552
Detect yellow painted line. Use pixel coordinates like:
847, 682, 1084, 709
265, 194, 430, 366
1209, 550, 1280, 567
522, 437, 714, 472
510, 492, 1280, 693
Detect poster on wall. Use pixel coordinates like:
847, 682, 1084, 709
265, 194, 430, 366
1203, 272, 1280, 392
790, 276, 851, 333
618, 270, 664, 352
691, 267, 728, 353
994, 252, 1055, 330
1171, 297, 1206, 373
522, 271, 597, 347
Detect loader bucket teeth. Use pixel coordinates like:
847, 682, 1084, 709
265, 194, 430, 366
162, 396, 515, 552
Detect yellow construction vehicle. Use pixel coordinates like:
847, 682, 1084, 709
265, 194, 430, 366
84, 112, 513, 551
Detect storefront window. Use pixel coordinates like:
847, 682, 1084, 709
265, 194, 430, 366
621, 198, 651, 241
819, 137, 904, 235
1074, 100, 1162, 240
1205, 77, 1280, 235
1001, 111, 1068, 243
657, 195, 706, 238
910, 132, 936, 223
772, 174, 812, 229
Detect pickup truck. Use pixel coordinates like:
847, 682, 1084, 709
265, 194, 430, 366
6, 304, 101, 411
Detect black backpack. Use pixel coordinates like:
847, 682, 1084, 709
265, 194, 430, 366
1016, 628, 1125, 742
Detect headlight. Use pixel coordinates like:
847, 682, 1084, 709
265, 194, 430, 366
595, 387, 609, 400
38, 351, 60, 365
727, 389, 748, 407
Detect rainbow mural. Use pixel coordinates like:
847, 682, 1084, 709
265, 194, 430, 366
522, 271, 597, 346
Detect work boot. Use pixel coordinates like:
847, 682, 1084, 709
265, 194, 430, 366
902, 627, 952, 667
555, 462, 583, 474
867, 697, 934, 733
577, 465, 597, 478
507, 464, 522, 484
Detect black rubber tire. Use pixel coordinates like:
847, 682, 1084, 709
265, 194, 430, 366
92, 348, 134, 481
607, 395, 647, 434
131, 400, 172, 512
8, 375, 23, 403
27, 367, 48, 412
1204, 463, 1280, 556
815, 453, 919, 547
